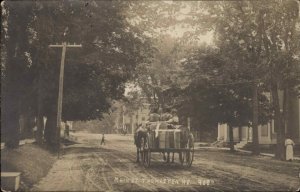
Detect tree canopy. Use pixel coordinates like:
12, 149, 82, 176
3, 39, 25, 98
1, 0, 151, 147
2, 0, 299, 158
125, 0, 300, 156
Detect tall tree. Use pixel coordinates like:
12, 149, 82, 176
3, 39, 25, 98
199, 0, 300, 157
257, 0, 300, 159
181, 45, 270, 151
2, 0, 151, 148
34, 1, 151, 146
1, 1, 35, 147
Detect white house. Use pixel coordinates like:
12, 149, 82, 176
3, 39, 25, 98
217, 92, 300, 146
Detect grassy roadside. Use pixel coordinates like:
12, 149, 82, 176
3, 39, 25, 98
1, 143, 56, 191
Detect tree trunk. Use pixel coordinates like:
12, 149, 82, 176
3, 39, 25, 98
238, 126, 242, 142
228, 124, 235, 152
4, 111, 20, 148
2, 95, 20, 148
271, 81, 285, 160
3, 42, 20, 148
21, 112, 35, 139
44, 113, 57, 148
36, 115, 45, 144
36, 73, 45, 144
283, 87, 291, 136
252, 83, 260, 155
3, 83, 20, 148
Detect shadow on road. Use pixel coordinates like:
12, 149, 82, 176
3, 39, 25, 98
61, 138, 78, 146
63, 146, 113, 154
146, 162, 192, 171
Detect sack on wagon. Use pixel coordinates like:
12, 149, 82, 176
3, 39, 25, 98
149, 113, 160, 122
160, 113, 173, 121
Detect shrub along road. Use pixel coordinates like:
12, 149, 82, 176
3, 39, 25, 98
32, 132, 299, 191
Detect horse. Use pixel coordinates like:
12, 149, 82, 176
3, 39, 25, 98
134, 129, 148, 163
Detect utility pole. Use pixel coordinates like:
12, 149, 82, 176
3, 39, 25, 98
49, 42, 82, 158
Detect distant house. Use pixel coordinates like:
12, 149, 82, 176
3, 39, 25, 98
217, 91, 300, 146
122, 97, 151, 134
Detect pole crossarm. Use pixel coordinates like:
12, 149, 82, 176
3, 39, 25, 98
49, 44, 82, 48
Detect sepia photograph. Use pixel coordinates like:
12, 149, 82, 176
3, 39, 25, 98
1, 0, 300, 191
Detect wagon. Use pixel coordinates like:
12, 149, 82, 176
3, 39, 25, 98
135, 122, 194, 168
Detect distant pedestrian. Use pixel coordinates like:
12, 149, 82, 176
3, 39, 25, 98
64, 124, 70, 139
123, 126, 127, 135
285, 136, 295, 161
101, 134, 105, 145
33, 125, 38, 140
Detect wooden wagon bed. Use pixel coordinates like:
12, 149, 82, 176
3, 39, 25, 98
136, 123, 194, 168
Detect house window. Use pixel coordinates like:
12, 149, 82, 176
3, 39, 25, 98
261, 125, 268, 137
136, 114, 138, 119
142, 117, 145, 121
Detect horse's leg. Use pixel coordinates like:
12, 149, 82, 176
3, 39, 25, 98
172, 152, 174, 163
167, 152, 170, 163
136, 148, 140, 163
163, 152, 166, 161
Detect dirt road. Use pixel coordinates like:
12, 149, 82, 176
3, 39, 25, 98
32, 133, 300, 191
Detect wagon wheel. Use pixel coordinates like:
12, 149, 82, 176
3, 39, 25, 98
185, 134, 194, 167
143, 134, 151, 167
